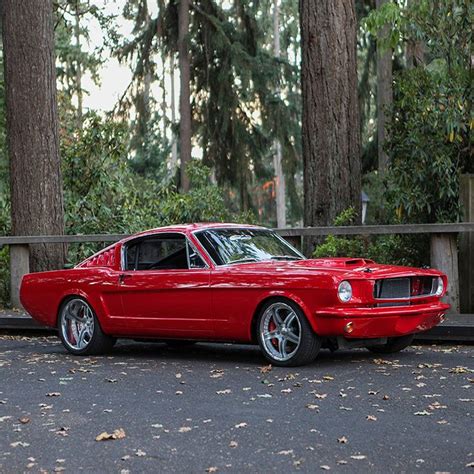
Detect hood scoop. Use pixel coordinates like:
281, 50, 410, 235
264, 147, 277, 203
307, 257, 375, 269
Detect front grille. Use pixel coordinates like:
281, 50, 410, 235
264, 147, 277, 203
374, 276, 437, 300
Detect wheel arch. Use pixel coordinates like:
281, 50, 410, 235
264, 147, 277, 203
249, 293, 316, 343
56, 291, 107, 330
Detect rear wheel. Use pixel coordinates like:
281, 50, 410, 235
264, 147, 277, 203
366, 334, 415, 354
257, 299, 320, 367
58, 297, 116, 355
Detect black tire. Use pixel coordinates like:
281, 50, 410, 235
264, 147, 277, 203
366, 334, 415, 354
58, 296, 116, 355
256, 298, 321, 367
165, 340, 197, 348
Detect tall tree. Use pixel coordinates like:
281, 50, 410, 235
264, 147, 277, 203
300, 0, 362, 253
2, 0, 66, 271
178, 0, 192, 192
273, 0, 287, 228
376, 0, 392, 172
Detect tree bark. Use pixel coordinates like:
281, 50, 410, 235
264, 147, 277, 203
273, 0, 287, 228
300, 0, 362, 254
178, 0, 192, 192
74, 0, 83, 128
170, 55, 179, 179
376, 0, 392, 173
2, 0, 66, 272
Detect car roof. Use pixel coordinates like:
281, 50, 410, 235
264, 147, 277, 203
127, 222, 267, 240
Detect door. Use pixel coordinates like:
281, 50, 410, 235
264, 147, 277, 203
114, 233, 213, 338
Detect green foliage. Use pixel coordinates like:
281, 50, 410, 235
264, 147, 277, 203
60, 115, 251, 264
365, 0, 472, 223
313, 208, 428, 267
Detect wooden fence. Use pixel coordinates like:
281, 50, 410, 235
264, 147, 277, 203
1, 222, 473, 313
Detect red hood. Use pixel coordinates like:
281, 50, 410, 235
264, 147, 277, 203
224, 257, 444, 280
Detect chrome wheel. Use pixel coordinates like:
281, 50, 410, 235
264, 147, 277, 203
259, 302, 301, 362
60, 298, 95, 351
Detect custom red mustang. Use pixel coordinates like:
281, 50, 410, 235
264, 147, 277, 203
20, 224, 449, 366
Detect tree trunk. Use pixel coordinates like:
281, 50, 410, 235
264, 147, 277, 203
74, 0, 83, 128
405, 0, 425, 69
273, 0, 286, 228
300, 0, 362, 255
2, 0, 66, 272
178, 0, 192, 192
376, 0, 392, 173
170, 55, 179, 179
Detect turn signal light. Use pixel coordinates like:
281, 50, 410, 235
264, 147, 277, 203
344, 322, 354, 334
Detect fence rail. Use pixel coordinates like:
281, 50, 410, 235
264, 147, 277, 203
1, 222, 473, 313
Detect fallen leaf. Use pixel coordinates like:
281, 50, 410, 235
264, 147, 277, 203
281, 388, 292, 394
414, 411, 431, 416
314, 393, 327, 399
19, 417, 30, 424
178, 426, 192, 433
229, 441, 238, 448
323, 375, 334, 381
206, 468, 218, 473
306, 404, 319, 410
383, 395, 390, 400
95, 428, 126, 441
278, 449, 294, 455
450, 366, 472, 374
10, 441, 30, 448
366, 415, 377, 421
135, 449, 146, 457
260, 364, 272, 374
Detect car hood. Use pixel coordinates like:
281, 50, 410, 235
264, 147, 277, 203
224, 257, 443, 280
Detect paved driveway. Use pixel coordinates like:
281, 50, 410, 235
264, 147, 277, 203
0, 334, 473, 473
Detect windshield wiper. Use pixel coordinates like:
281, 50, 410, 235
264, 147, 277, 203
270, 256, 303, 261
227, 258, 258, 265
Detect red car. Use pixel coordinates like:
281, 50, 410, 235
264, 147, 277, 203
20, 224, 449, 366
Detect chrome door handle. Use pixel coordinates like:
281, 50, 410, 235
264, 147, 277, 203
119, 273, 132, 284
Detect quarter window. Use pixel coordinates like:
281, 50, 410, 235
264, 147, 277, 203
125, 234, 206, 270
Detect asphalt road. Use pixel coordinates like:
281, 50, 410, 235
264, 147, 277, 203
0, 334, 473, 473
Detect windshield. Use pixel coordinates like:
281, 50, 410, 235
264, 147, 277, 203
195, 228, 305, 265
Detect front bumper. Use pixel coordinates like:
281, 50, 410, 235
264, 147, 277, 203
314, 302, 450, 338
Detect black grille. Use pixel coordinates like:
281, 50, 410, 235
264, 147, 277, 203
374, 276, 437, 300
374, 278, 410, 299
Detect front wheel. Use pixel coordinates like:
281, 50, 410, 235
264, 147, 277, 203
366, 334, 415, 354
58, 297, 116, 355
257, 299, 321, 367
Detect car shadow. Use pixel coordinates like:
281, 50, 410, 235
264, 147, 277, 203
85, 339, 409, 368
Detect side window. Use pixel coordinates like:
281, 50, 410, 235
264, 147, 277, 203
187, 241, 206, 269
125, 234, 188, 270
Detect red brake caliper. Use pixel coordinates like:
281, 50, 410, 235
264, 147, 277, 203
269, 320, 278, 348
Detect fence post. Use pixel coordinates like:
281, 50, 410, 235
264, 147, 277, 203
9, 244, 30, 309
459, 174, 473, 313
430, 234, 459, 313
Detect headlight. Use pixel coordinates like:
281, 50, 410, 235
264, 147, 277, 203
338, 281, 353, 303
435, 277, 444, 296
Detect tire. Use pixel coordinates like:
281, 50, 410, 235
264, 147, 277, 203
366, 334, 415, 354
58, 297, 116, 355
256, 298, 321, 367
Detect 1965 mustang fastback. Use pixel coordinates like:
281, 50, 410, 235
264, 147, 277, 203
20, 223, 449, 366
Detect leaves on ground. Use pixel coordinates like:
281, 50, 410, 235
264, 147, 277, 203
95, 428, 126, 441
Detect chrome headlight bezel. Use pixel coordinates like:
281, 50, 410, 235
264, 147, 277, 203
435, 277, 444, 296
338, 281, 353, 303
